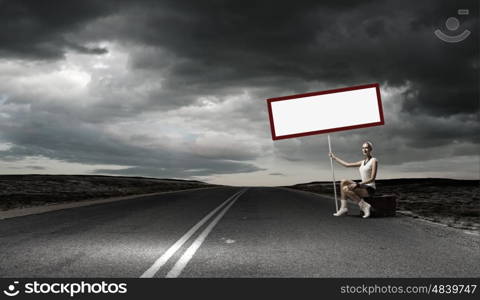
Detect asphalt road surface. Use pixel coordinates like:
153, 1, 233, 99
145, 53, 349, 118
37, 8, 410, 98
1, 187, 479, 277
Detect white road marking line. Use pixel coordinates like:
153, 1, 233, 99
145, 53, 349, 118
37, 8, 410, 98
140, 189, 244, 278
165, 189, 246, 278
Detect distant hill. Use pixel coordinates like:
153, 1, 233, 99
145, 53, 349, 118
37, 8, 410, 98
0, 174, 216, 211
296, 178, 479, 186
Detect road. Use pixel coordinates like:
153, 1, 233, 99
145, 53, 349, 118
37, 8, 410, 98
0, 187, 479, 277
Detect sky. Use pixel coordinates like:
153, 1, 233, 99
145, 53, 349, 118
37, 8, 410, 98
0, 0, 478, 186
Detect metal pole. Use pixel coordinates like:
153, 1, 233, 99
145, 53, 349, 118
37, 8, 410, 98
328, 134, 338, 211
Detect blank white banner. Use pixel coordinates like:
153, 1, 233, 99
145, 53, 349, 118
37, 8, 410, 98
267, 84, 384, 140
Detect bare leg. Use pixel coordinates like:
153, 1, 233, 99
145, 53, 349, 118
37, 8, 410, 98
334, 179, 354, 217
342, 186, 362, 203
340, 179, 354, 200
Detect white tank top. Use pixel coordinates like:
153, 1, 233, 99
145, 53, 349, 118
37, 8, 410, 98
359, 157, 377, 189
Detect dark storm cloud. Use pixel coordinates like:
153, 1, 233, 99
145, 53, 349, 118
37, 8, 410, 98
94, 0, 478, 152
2, 0, 477, 116
118, 0, 382, 92
0, 0, 478, 179
110, 0, 477, 109
64, 42, 108, 55
0, 0, 114, 59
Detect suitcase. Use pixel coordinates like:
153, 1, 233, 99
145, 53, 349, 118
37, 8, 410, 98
363, 194, 397, 217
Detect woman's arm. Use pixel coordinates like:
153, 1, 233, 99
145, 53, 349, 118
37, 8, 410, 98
329, 152, 362, 168
360, 159, 378, 184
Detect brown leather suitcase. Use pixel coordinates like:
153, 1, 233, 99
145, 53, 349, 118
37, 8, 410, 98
364, 194, 397, 217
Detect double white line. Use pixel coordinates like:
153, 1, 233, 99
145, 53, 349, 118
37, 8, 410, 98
140, 188, 247, 278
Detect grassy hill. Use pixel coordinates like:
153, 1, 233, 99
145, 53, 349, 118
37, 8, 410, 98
0, 174, 215, 211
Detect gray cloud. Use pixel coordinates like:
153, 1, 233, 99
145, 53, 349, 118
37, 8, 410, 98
94, 162, 263, 178
94, 0, 479, 155
0, 0, 478, 181
0, 0, 115, 59
103, 0, 477, 113
0, 103, 264, 178
25, 165, 46, 170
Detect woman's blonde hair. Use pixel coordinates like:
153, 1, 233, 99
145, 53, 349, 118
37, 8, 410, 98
363, 141, 373, 150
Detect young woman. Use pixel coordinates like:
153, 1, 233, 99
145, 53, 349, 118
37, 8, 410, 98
328, 141, 378, 218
